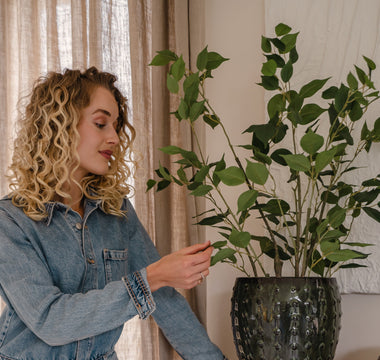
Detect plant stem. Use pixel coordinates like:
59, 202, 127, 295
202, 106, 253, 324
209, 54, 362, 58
199, 84, 280, 276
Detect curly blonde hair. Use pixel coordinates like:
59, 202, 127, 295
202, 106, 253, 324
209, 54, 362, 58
8, 67, 136, 221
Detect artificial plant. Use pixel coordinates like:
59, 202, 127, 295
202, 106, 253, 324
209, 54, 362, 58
147, 23, 380, 277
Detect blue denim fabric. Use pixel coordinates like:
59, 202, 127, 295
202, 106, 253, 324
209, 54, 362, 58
0, 196, 224, 360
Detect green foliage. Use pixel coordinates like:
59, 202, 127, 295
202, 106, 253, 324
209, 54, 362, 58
148, 24, 380, 278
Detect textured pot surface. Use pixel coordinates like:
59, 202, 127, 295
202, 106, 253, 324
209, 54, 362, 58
231, 277, 342, 360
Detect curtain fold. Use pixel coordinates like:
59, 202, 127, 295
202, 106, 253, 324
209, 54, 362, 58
128, 0, 206, 359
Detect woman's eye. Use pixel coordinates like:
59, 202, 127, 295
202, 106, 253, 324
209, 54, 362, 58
95, 123, 106, 129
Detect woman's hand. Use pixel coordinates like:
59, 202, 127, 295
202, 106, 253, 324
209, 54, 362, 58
146, 241, 213, 292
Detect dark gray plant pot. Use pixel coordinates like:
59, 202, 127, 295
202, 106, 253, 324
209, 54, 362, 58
231, 277, 342, 360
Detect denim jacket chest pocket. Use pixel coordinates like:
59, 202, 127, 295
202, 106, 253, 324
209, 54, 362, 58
103, 249, 128, 284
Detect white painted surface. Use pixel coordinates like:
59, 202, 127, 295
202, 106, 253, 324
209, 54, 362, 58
203, 1, 380, 359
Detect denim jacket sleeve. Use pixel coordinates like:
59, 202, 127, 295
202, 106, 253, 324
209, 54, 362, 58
0, 206, 155, 346
124, 200, 225, 360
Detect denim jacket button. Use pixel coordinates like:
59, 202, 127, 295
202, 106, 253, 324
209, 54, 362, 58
75, 223, 82, 230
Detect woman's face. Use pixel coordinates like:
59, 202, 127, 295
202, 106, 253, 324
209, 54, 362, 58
74, 86, 120, 181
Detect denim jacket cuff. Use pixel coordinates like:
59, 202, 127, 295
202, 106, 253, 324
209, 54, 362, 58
122, 268, 156, 320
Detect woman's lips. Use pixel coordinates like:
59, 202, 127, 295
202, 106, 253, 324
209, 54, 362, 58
99, 150, 113, 160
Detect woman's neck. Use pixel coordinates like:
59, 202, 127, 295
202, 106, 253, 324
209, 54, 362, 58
61, 181, 85, 218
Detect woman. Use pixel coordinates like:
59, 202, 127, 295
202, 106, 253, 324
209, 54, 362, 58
0, 68, 225, 359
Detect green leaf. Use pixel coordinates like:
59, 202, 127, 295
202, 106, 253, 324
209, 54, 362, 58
177, 167, 188, 184
262, 199, 290, 215
261, 36, 271, 53
345, 242, 373, 247
213, 240, 228, 248
146, 179, 156, 191
178, 99, 189, 119
159, 145, 184, 155
348, 101, 363, 122
275, 23, 292, 36
203, 114, 220, 129
363, 207, 380, 222
206, 52, 229, 70
315, 147, 337, 174
260, 76, 279, 90
212, 155, 226, 186
289, 47, 299, 63
237, 189, 259, 213
340, 263, 367, 269
363, 55, 376, 70
299, 103, 326, 124
171, 56, 186, 81
321, 239, 340, 255
268, 94, 286, 119
338, 183, 353, 197
353, 189, 380, 204
252, 149, 272, 165
150, 50, 178, 66
299, 78, 330, 98
334, 84, 349, 113
271, 148, 292, 165
322, 86, 338, 99
259, 237, 291, 260
183, 73, 200, 104
281, 60, 293, 82
281, 154, 311, 172
322, 229, 346, 241
287, 90, 304, 112
327, 205, 346, 228
309, 250, 325, 276
215, 166, 245, 186
269, 38, 286, 52
374, 118, 380, 137
196, 215, 224, 226
158, 163, 171, 181
347, 72, 358, 90
321, 191, 339, 204
246, 161, 269, 185
326, 249, 369, 262
281, 32, 299, 53
190, 184, 213, 196
196, 46, 208, 71
189, 100, 206, 122
244, 123, 275, 144
167, 74, 179, 93
180, 150, 201, 168
265, 54, 285, 68
316, 219, 329, 236
211, 248, 236, 266
362, 178, 380, 187
355, 65, 367, 85
229, 229, 251, 248
300, 131, 324, 154
261, 59, 277, 76
194, 165, 210, 182
157, 179, 171, 191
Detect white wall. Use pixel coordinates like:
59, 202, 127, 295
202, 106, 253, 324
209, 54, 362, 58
203, 1, 380, 359
204, 2, 265, 359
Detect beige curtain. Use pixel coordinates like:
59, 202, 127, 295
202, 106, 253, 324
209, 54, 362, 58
1, 0, 207, 359
128, 0, 207, 359
0, 0, 150, 359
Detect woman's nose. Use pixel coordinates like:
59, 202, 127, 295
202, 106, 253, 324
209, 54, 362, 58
107, 127, 120, 145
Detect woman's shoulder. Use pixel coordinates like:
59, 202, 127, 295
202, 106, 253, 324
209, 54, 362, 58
0, 195, 28, 227
0, 194, 17, 214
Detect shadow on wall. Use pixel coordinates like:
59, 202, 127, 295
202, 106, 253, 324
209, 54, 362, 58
335, 348, 380, 360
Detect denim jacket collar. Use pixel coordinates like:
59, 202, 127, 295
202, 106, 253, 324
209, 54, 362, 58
44, 197, 102, 226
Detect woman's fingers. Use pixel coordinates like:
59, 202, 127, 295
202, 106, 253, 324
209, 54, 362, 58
179, 241, 211, 255
146, 242, 213, 291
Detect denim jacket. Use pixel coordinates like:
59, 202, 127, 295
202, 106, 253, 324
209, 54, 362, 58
0, 196, 224, 360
